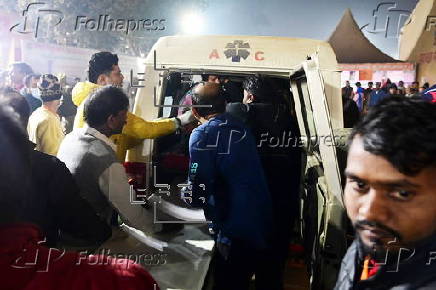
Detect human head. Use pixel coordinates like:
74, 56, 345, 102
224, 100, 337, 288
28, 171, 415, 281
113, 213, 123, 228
375, 82, 381, 89
0, 103, 32, 224
84, 86, 129, 136
398, 80, 404, 87
201, 74, 221, 84
388, 84, 398, 95
88, 52, 124, 87
0, 87, 30, 128
368, 82, 373, 89
411, 81, 419, 89
344, 97, 436, 256
38, 74, 63, 112
191, 82, 226, 123
355, 82, 361, 88
8, 62, 33, 88
242, 75, 273, 104
345, 80, 350, 87
24, 73, 40, 89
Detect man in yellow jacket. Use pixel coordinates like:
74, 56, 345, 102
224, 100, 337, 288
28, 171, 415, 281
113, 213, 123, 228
73, 51, 193, 161
28, 74, 65, 156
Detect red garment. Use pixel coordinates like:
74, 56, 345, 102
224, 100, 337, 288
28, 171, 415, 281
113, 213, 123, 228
360, 256, 380, 280
0, 224, 159, 290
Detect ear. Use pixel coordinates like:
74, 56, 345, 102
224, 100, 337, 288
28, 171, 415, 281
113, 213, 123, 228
191, 108, 201, 121
247, 94, 255, 103
96, 74, 108, 86
106, 114, 116, 129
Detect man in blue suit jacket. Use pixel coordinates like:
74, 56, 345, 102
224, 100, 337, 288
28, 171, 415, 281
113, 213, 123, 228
183, 82, 273, 290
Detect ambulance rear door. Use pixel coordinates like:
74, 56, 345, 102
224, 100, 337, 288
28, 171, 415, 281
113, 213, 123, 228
290, 55, 347, 290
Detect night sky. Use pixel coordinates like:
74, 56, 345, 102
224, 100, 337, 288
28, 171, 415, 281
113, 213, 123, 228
199, 0, 419, 59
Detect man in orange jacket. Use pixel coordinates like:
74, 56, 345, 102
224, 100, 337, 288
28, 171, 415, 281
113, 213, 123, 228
72, 51, 193, 161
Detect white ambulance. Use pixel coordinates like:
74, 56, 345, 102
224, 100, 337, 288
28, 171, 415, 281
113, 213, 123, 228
127, 35, 349, 290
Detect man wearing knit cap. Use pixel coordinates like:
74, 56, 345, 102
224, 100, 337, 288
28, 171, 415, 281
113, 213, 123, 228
27, 74, 65, 156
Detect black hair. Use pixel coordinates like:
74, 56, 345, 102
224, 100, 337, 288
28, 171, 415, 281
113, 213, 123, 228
201, 74, 220, 82
201, 74, 210, 82
0, 87, 30, 127
349, 97, 436, 176
355, 82, 361, 87
191, 82, 226, 117
388, 83, 398, 90
242, 75, 275, 103
88, 52, 119, 84
84, 86, 129, 127
368, 82, 373, 86
0, 104, 31, 222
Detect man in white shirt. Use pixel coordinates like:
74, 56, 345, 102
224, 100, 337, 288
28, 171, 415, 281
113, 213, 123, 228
57, 86, 154, 233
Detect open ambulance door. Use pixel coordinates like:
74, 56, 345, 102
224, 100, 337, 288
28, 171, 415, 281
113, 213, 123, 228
290, 55, 347, 290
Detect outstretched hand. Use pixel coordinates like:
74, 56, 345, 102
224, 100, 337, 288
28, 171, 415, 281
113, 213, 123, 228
178, 109, 196, 126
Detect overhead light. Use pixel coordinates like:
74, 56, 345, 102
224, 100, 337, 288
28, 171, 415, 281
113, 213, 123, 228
180, 12, 204, 35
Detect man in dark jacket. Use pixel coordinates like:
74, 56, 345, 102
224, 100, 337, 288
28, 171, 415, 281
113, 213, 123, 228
0, 88, 111, 247
335, 97, 436, 289
226, 76, 301, 290
21, 73, 42, 112
184, 82, 273, 290
386, 83, 403, 98
342, 93, 360, 128
342, 81, 353, 99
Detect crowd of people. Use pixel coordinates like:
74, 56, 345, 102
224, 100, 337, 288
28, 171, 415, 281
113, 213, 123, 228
341, 79, 435, 128
0, 51, 302, 289
1, 51, 436, 290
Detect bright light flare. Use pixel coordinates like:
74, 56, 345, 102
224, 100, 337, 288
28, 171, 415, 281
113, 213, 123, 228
180, 12, 204, 35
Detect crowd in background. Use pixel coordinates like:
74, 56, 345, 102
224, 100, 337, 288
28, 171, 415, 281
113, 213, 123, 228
341, 79, 435, 128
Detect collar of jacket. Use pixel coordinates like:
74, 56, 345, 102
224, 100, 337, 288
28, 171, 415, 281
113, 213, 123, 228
353, 233, 436, 288
28, 140, 37, 149
71, 81, 101, 107
84, 125, 117, 152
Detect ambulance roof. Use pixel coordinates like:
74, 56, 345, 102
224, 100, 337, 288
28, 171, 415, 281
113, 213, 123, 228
145, 35, 338, 73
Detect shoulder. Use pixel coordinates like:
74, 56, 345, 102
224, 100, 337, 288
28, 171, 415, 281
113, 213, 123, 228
32, 149, 65, 168
31, 110, 58, 126
226, 102, 248, 115
29, 108, 45, 121
190, 126, 207, 147
335, 240, 359, 289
